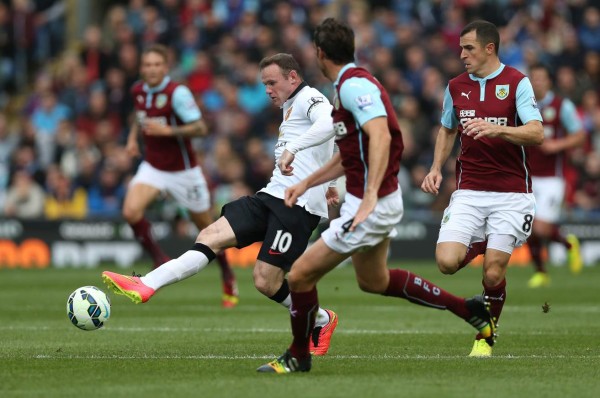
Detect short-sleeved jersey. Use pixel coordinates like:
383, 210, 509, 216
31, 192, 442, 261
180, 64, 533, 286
528, 92, 582, 177
131, 77, 201, 171
260, 83, 335, 218
441, 64, 542, 193
332, 63, 403, 198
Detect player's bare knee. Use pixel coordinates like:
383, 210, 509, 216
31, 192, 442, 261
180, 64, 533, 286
122, 206, 142, 224
252, 273, 273, 296
436, 256, 460, 274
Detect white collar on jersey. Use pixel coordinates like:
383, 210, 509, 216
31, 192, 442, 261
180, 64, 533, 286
334, 63, 357, 88
143, 76, 171, 94
468, 63, 505, 82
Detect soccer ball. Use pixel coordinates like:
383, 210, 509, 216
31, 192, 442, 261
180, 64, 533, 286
66, 286, 111, 331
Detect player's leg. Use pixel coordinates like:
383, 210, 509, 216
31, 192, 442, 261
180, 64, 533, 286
435, 191, 488, 274
168, 165, 239, 306
189, 209, 239, 308
253, 194, 337, 355
122, 181, 170, 269
257, 238, 347, 373
351, 239, 495, 343
470, 193, 534, 356
102, 216, 238, 303
527, 219, 552, 288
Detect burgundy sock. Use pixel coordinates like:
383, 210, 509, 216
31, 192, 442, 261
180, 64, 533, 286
528, 235, 546, 273
216, 252, 235, 284
130, 218, 170, 268
383, 269, 470, 319
550, 225, 571, 249
289, 288, 318, 359
476, 278, 506, 339
459, 240, 487, 270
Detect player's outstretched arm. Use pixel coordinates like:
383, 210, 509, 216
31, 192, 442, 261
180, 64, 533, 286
422, 125, 458, 195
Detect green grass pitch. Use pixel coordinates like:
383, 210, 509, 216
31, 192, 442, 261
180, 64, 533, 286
1, 262, 599, 397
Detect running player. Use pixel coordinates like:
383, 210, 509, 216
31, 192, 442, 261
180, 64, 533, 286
527, 63, 585, 288
421, 20, 544, 357
122, 44, 238, 307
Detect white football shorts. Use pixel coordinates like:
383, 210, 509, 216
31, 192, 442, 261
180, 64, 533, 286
130, 161, 211, 213
321, 188, 403, 254
437, 189, 536, 249
531, 176, 565, 223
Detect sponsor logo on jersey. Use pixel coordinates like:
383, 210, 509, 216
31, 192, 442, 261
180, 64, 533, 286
355, 94, 373, 109
155, 94, 168, 109
268, 249, 283, 255
496, 85, 509, 100
284, 106, 293, 121
459, 109, 476, 117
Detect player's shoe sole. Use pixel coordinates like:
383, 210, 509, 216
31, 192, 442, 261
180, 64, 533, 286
256, 350, 311, 374
528, 271, 551, 288
309, 309, 338, 356
469, 339, 493, 357
101, 271, 155, 304
567, 234, 583, 275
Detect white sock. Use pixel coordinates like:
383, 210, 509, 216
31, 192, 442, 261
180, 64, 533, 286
278, 293, 330, 327
141, 250, 210, 290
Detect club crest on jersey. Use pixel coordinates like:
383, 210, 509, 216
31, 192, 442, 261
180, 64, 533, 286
355, 94, 373, 109
495, 85, 509, 100
543, 107, 556, 122
284, 106, 293, 121
155, 94, 168, 109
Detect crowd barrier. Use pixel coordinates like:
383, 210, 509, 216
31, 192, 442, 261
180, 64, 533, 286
1, 219, 599, 269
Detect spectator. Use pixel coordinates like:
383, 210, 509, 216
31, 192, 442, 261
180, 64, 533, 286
44, 171, 88, 219
3, 169, 45, 218
30, 90, 71, 167
87, 163, 125, 218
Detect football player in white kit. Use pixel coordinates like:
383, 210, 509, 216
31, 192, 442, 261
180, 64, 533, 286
103, 53, 340, 356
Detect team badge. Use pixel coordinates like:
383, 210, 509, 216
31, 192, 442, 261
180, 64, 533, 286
542, 107, 556, 122
495, 85, 509, 100
284, 106, 293, 121
155, 94, 168, 109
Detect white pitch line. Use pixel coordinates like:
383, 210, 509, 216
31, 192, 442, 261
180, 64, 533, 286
0, 325, 597, 337
28, 353, 600, 360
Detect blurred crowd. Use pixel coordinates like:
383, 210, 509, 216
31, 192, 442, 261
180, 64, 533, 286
1, 0, 600, 224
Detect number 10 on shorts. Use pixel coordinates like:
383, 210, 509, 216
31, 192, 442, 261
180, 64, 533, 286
271, 230, 292, 254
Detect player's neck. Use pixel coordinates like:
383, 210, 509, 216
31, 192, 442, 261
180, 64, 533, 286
473, 59, 501, 79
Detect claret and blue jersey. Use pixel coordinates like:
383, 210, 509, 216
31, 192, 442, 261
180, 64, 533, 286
440, 64, 543, 193
332, 63, 404, 199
